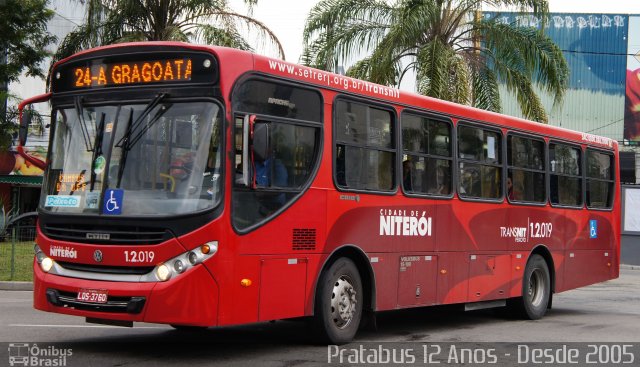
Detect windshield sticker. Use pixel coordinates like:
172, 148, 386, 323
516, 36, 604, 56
86, 192, 100, 209
45, 195, 80, 208
103, 189, 123, 215
105, 122, 113, 133
93, 155, 106, 174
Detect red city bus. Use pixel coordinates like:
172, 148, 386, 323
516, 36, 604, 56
19, 42, 619, 344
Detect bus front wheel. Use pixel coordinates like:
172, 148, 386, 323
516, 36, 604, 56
314, 257, 363, 344
512, 254, 551, 320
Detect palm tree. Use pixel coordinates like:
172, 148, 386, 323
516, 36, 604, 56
53, 0, 285, 71
302, 0, 569, 123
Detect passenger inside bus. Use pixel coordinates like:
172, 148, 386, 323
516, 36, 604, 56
254, 140, 288, 214
402, 160, 413, 191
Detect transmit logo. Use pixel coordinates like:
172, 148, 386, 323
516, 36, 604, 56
49, 245, 77, 259
8, 343, 72, 366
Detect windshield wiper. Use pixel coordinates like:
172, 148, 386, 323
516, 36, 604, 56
89, 112, 106, 191
116, 108, 134, 188
73, 96, 94, 152
114, 93, 169, 188
115, 93, 168, 150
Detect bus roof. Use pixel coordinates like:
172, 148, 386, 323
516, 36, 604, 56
53, 41, 617, 151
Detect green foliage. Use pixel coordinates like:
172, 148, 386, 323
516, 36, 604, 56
0, 0, 57, 83
51, 0, 285, 83
0, 195, 17, 237
302, 0, 569, 123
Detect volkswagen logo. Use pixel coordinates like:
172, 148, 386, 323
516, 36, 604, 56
93, 250, 103, 263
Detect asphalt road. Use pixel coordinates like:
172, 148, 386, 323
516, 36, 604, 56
0, 268, 639, 366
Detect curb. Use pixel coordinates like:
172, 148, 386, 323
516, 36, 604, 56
621, 264, 640, 271
0, 281, 33, 291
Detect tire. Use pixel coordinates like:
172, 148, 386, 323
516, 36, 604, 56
511, 254, 551, 320
313, 257, 363, 344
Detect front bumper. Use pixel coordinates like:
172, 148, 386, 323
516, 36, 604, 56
33, 260, 219, 326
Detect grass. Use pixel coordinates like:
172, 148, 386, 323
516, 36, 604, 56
0, 240, 35, 281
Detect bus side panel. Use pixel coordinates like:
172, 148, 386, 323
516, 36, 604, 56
467, 254, 511, 301
258, 257, 308, 321
221, 255, 261, 326
569, 211, 616, 251
396, 253, 438, 307
436, 252, 470, 304
370, 253, 400, 311
562, 250, 615, 290
508, 252, 528, 297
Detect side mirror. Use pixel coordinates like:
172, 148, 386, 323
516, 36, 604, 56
240, 115, 270, 189
19, 109, 31, 147
17, 93, 52, 170
18, 92, 51, 147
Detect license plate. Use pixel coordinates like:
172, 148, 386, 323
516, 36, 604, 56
76, 289, 108, 304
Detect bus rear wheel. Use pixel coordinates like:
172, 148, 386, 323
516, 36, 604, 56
314, 257, 363, 344
511, 254, 551, 320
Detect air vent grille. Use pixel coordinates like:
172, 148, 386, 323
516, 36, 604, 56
292, 228, 316, 251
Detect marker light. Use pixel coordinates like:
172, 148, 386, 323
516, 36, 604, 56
201, 244, 211, 254
156, 264, 172, 281
188, 251, 198, 265
174, 260, 186, 274
203, 241, 218, 256
41, 257, 54, 273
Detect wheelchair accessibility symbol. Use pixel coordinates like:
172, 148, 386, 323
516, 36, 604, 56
103, 189, 124, 215
589, 220, 598, 239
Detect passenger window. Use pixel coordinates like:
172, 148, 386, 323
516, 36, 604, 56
401, 113, 452, 196
507, 135, 546, 203
586, 149, 614, 209
335, 100, 395, 191
549, 143, 583, 207
458, 125, 502, 199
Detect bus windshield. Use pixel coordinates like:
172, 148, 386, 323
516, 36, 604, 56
40, 99, 223, 216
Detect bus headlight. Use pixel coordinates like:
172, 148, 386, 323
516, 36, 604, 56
156, 264, 172, 281
41, 257, 54, 272
153, 241, 219, 282
35, 245, 54, 272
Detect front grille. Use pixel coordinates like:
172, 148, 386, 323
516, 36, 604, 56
58, 261, 154, 275
47, 289, 145, 314
42, 223, 172, 245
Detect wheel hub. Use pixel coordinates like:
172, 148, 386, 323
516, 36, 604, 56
330, 275, 357, 329
528, 269, 545, 307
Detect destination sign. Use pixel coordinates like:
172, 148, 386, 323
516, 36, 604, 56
52, 51, 217, 92
73, 58, 193, 88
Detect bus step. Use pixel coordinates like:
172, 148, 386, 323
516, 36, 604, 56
464, 300, 506, 312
